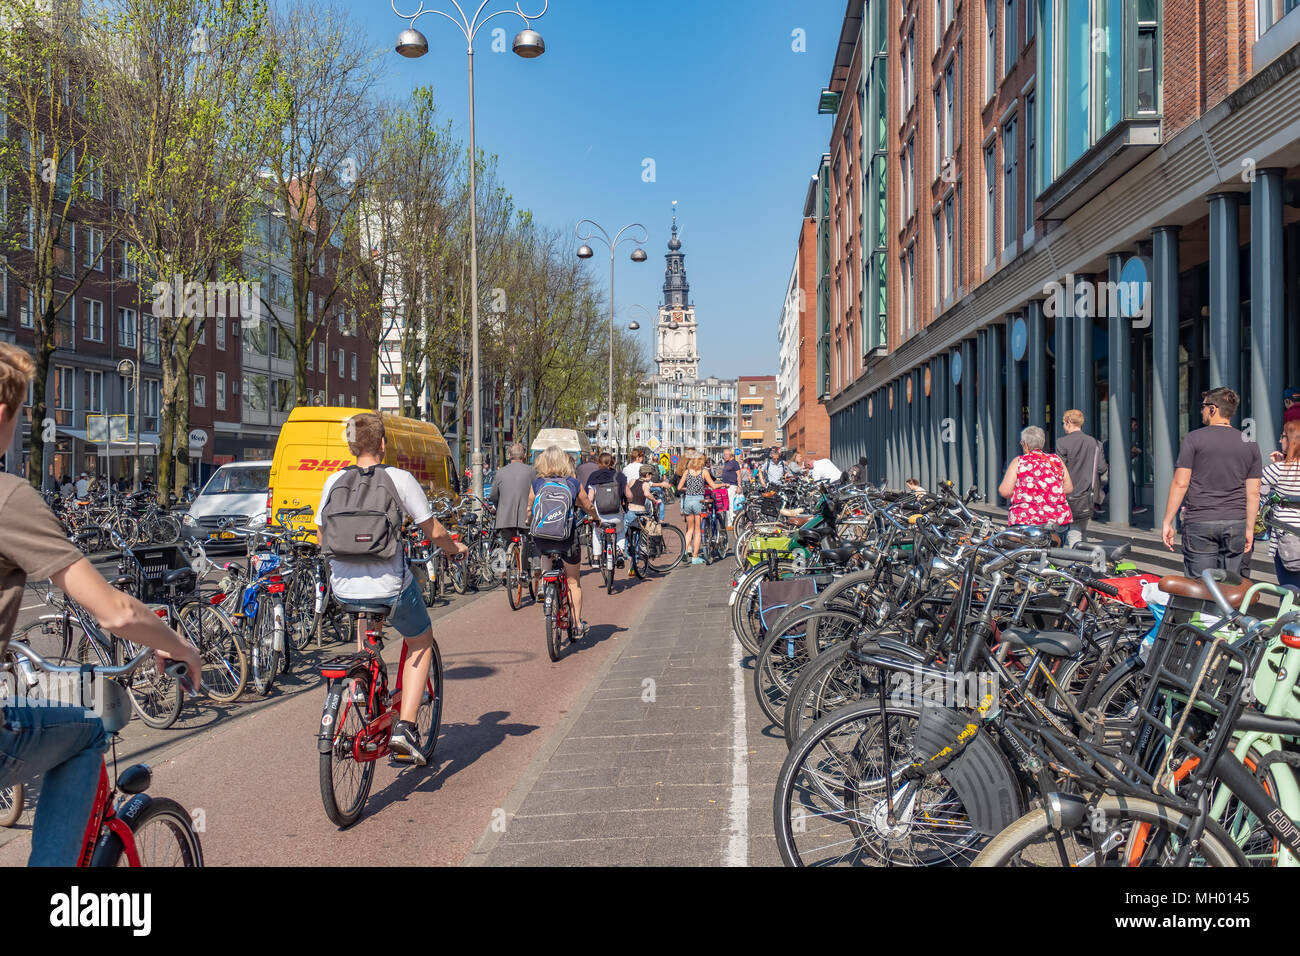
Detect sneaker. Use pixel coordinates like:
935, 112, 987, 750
627, 564, 636, 577
389, 720, 426, 766
691, 556, 705, 565
575, 620, 590, 640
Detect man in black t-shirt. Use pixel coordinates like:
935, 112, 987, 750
1162, 387, 1263, 577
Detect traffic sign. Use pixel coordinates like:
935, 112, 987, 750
87, 414, 108, 443
646, 437, 660, 451
188, 428, 209, 452
670, 454, 679, 464
109, 414, 129, 442
1011, 316, 1028, 360
659, 453, 670, 471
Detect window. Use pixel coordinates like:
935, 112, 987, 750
933, 211, 943, 308
1003, 116, 1018, 251
84, 370, 103, 414
337, 348, 344, 377
117, 308, 137, 349
86, 159, 103, 200
985, 143, 998, 263
350, 353, 357, 381
943, 193, 954, 300
1025, 92, 1036, 231
1005, 0, 1017, 73
59, 223, 76, 278
906, 244, 915, 336
1026, 0, 1036, 42
142, 312, 159, 364
85, 227, 103, 270
216, 372, 226, 412
902, 27, 914, 108
216, 315, 226, 350
944, 62, 955, 159
242, 373, 268, 412
306, 341, 313, 370
196, 320, 205, 345
1259, 0, 1300, 33
85, 299, 104, 342
55, 297, 75, 347
986, 0, 997, 98
55, 366, 74, 413
142, 379, 160, 429
933, 86, 943, 175
193, 375, 205, 407
120, 242, 137, 280
1137, 0, 1159, 113
318, 343, 325, 370
935, 0, 943, 49
20, 289, 35, 329
907, 135, 916, 213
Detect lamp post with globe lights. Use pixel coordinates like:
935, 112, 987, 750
576, 220, 648, 454
392, 0, 548, 502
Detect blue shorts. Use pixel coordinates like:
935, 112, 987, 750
387, 576, 432, 639
681, 494, 705, 515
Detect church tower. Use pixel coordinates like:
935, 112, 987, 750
655, 203, 699, 381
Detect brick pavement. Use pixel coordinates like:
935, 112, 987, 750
468, 558, 786, 867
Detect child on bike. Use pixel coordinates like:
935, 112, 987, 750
317, 412, 467, 765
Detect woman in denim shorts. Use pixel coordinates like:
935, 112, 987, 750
676, 454, 719, 564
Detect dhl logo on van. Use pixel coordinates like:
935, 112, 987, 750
291, 459, 350, 472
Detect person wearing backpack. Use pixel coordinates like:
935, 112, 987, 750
585, 451, 631, 568
677, 453, 720, 565
317, 412, 467, 765
529, 446, 599, 638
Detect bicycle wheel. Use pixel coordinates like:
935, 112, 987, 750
712, 524, 729, 562
413, 640, 444, 764
602, 544, 615, 594
506, 543, 525, 611
972, 794, 1244, 866
450, 556, 469, 595
319, 669, 377, 828
176, 602, 247, 704
774, 701, 1006, 867
285, 570, 317, 653
784, 641, 876, 746
544, 583, 563, 662
732, 561, 799, 656
645, 523, 686, 574
248, 601, 281, 697
473, 541, 499, 592
628, 530, 649, 579
752, 609, 862, 728
147, 513, 181, 546
0, 784, 24, 828
122, 644, 184, 729
109, 797, 204, 866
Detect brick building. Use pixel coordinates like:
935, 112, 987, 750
777, 202, 831, 459
736, 375, 780, 452
809, 0, 1300, 530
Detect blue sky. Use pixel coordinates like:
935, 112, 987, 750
352, 0, 842, 378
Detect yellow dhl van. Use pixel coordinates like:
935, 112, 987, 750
268, 407, 457, 535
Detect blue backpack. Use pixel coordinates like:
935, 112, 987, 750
531, 479, 576, 542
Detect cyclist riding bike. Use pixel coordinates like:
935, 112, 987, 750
0, 344, 203, 866
584, 451, 631, 569
488, 441, 539, 586
528, 446, 599, 637
316, 411, 466, 765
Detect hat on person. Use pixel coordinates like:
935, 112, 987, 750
1285, 387, 1300, 403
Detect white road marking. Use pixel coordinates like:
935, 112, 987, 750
724, 632, 749, 866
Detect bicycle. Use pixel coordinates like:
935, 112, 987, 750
623, 509, 686, 576
700, 492, 729, 565
2, 642, 204, 865
540, 552, 580, 663
502, 530, 537, 610
317, 600, 443, 828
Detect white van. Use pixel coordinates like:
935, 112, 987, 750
529, 428, 592, 464
180, 460, 272, 550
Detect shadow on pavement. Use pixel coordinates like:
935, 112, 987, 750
364, 710, 540, 812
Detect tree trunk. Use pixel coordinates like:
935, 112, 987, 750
27, 331, 55, 492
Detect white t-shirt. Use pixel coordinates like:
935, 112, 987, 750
809, 459, 842, 483
318, 465, 433, 602
75, 478, 90, 497
622, 462, 644, 487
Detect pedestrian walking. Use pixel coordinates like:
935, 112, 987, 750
717, 448, 741, 529
622, 447, 647, 487
759, 446, 788, 487
1056, 409, 1108, 546
677, 453, 719, 564
1161, 387, 1262, 577
1261, 420, 1300, 589
998, 426, 1074, 532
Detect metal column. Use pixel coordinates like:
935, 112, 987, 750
1053, 297, 1073, 449
1251, 169, 1285, 455
1074, 276, 1094, 431
1027, 299, 1047, 431
1006, 314, 1023, 465
1208, 192, 1241, 394
943, 352, 958, 487
960, 338, 976, 495
1152, 225, 1181, 529
1107, 252, 1131, 526
987, 323, 1006, 505
976, 329, 990, 499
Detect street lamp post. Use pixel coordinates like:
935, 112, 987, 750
576, 221, 648, 455
393, 0, 548, 503
117, 358, 141, 492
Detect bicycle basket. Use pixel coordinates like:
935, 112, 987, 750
1145, 620, 1247, 714
131, 545, 197, 603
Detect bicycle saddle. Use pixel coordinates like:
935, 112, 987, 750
819, 543, 858, 565
795, 524, 832, 548
162, 567, 194, 584
334, 600, 393, 615
1157, 574, 1253, 608
998, 626, 1083, 658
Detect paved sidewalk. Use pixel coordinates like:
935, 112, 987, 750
468, 558, 785, 866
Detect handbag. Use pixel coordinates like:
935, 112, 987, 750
1278, 529, 1300, 573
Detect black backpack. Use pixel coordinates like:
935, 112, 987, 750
319, 465, 404, 560
591, 480, 622, 516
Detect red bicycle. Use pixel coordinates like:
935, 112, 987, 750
3, 642, 204, 866
541, 551, 579, 662
317, 602, 443, 827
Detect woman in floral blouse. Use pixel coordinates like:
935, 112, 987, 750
998, 426, 1074, 528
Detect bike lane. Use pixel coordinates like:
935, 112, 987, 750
0, 559, 668, 866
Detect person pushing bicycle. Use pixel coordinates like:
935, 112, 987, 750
316, 412, 466, 765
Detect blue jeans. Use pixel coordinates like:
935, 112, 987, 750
387, 576, 433, 639
1277, 554, 1300, 591
0, 706, 108, 865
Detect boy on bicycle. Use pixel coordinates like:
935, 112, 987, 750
0, 343, 202, 865
317, 412, 466, 765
